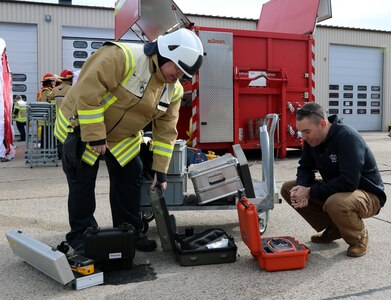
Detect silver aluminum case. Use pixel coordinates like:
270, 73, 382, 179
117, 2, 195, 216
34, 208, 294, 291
6, 229, 75, 285
141, 172, 187, 206
167, 139, 187, 175
188, 153, 244, 204
73, 271, 104, 290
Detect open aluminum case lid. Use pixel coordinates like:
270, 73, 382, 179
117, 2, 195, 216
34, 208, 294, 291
115, 0, 192, 41
6, 229, 75, 285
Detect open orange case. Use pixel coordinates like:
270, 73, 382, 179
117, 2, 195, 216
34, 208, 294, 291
237, 196, 310, 271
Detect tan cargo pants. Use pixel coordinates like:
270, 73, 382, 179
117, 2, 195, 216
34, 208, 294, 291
281, 180, 381, 245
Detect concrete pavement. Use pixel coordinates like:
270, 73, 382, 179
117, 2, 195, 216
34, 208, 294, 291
0, 132, 390, 299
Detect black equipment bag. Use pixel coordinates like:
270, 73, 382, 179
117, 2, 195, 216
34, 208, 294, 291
84, 223, 135, 271
149, 187, 237, 266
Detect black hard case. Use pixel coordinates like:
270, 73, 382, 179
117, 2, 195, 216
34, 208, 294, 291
149, 187, 237, 266
84, 223, 135, 271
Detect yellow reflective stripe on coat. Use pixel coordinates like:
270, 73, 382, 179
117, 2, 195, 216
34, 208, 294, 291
54, 109, 72, 143
110, 132, 142, 166
99, 43, 135, 112
102, 91, 118, 111
114, 43, 135, 85
54, 119, 67, 143
153, 141, 174, 158
82, 145, 100, 166
171, 83, 184, 103
78, 107, 104, 125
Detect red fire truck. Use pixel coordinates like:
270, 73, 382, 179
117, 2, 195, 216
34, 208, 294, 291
115, 0, 332, 158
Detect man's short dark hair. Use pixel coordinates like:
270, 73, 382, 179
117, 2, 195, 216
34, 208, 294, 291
296, 102, 327, 123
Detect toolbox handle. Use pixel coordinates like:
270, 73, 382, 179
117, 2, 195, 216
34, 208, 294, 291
208, 173, 225, 185
238, 197, 250, 209
85, 225, 99, 235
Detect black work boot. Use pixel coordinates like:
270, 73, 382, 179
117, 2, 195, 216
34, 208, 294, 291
135, 233, 157, 252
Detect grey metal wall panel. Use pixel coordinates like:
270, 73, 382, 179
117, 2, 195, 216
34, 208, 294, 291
62, 26, 142, 71
0, 1, 114, 91
0, 23, 38, 103
329, 44, 383, 130
198, 31, 234, 143
189, 15, 257, 30
315, 26, 391, 131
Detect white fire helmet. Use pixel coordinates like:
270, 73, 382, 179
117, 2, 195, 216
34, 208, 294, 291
157, 28, 204, 78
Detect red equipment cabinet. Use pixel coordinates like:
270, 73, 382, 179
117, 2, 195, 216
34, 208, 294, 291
178, 27, 315, 158
114, 0, 332, 158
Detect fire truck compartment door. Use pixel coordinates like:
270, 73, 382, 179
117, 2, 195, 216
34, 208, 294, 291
115, 0, 191, 41
198, 31, 234, 143
257, 0, 332, 34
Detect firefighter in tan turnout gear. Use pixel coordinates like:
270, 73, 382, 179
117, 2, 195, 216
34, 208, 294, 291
48, 69, 74, 159
37, 73, 57, 149
48, 69, 73, 113
55, 28, 204, 253
37, 73, 56, 102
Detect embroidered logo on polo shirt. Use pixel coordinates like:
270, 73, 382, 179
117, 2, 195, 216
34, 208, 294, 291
329, 154, 337, 163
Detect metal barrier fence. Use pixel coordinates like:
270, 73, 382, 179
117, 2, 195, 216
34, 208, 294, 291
25, 102, 58, 168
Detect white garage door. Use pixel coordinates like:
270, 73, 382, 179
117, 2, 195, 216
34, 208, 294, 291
328, 44, 383, 131
0, 23, 38, 103
62, 26, 141, 72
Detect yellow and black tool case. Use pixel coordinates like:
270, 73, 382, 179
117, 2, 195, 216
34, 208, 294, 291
149, 187, 237, 266
84, 223, 135, 271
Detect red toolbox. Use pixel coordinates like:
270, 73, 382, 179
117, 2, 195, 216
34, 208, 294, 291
237, 196, 309, 271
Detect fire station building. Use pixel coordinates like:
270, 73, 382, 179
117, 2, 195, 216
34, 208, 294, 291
0, 0, 391, 132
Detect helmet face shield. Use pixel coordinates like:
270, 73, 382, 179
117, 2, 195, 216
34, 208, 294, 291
157, 28, 204, 78
178, 55, 203, 77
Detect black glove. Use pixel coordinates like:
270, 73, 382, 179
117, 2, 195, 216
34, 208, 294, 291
62, 126, 86, 168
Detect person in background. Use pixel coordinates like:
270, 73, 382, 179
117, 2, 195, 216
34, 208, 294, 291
281, 102, 386, 257
48, 69, 74, 159
48, 69, 74, 114
37, 73, 56, 102
12, 95, 27, 142
55, 28, 204, 254
37, 73, 57, 149
55, 76, 62, 87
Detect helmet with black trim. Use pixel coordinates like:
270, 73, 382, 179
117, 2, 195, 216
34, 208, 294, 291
157, 28, 204, 78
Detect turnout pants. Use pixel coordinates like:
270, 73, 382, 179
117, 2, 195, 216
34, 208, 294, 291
62, 150, 143, 251
281, 180, 381, 245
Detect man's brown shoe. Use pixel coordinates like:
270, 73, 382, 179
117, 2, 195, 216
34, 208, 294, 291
311, 226, 342, 243
347, 229, 368, 257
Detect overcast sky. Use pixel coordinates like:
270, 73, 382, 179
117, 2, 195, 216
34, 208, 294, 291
16, 0, 391, 31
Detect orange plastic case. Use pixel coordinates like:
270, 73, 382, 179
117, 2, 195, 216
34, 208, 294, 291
237, 196, 310, 272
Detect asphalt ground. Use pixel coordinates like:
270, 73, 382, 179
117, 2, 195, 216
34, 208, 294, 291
0, 132, 390, 300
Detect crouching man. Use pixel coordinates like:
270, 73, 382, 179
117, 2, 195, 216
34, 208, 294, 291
281, 103, 386, 257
